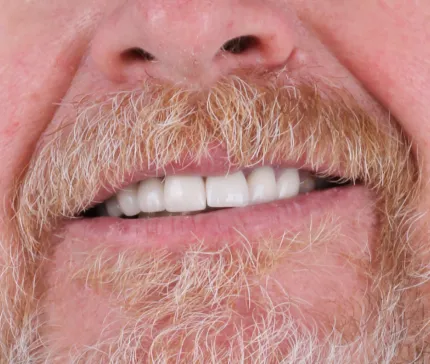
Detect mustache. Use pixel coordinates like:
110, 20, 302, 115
13, 74, 418, 254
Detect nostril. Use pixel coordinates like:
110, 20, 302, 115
221, 35, 260, 54
121, 47, 156, 62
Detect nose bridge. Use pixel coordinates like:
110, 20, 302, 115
90, 0, 295, 85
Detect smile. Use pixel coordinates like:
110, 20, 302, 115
82, 165, 350, 219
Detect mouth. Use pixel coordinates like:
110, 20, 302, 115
81, 164, 351, 220
67, 153, 358, 252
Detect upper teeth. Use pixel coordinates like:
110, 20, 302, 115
206, 171, 250, 208
105, 167, 310, 217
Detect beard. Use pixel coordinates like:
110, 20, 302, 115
1, 73, 428, 363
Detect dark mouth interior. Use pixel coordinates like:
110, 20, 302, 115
80, 175, 352, 219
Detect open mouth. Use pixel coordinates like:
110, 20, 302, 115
64, 148, 362, 252
65, 156, 363, 255
81, 166, 351, 220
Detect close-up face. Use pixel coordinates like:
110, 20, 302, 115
1, 1, 430, 363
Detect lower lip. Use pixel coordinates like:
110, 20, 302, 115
63, 185, 372, 251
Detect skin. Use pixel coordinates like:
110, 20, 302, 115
1, 0, 430, 361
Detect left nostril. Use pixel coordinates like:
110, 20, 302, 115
121, 47, 156, 62
221, 35, 260, 54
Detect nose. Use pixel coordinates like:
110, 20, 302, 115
90, 1, 295, 85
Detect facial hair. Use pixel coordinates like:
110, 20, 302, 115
1, 73, 428, 363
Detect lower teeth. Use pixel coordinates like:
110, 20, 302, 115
136, 208, 222, 219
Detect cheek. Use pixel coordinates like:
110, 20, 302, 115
303, 0, 430, 246
0, 0, 102, 238
306, 0, 430, 132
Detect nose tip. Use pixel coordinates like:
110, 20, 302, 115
90, 1, 295, 85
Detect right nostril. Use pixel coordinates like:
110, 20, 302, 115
221, 35, 260, 54
121, 47, 156, 62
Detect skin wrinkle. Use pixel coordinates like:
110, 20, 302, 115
0, 73, 428, 362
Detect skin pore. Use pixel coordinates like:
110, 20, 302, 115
1, 1, 430, 363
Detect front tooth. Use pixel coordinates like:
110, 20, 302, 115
117, 183, 141, 216
138, 178, 165, 213
277, 168, 300, 199
206, 171, 249, 208
247, 166, 277, 204
164, 176, 206, 212
105, 196, 123, 217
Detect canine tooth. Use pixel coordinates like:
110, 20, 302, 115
206, 171, 249, 208
247, 166, 277, 204
117, 183, 141, 216
277, 168, 300, 199
164, 176, 206, 212
105, 196, 122, 217
299, 172, 317, 193
138, 178, 165, 213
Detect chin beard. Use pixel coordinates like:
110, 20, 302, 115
8, 222, 429, 364
44, 226, 416, 363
